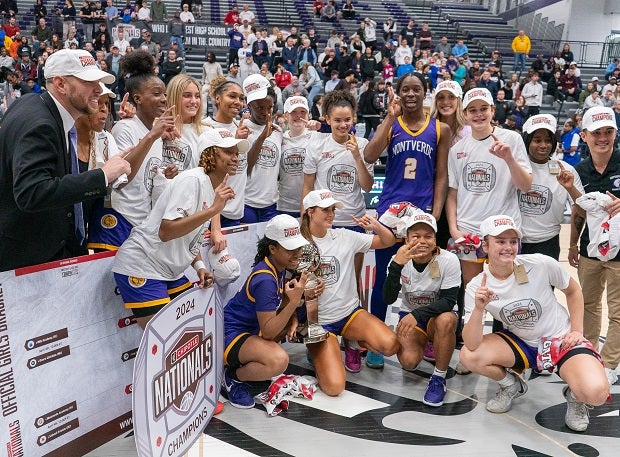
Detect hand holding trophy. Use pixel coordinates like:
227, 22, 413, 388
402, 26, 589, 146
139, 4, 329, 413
297, 242, 328, 344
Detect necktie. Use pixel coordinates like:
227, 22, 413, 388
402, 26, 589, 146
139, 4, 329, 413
68, 126, 86, 244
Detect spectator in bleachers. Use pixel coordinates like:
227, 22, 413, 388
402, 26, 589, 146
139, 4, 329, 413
342, 0, 355, 20
161, 48, 182, 84
553, 51, 565, 72
0, 47, 14, 70
559, 119, 580, 166
15, 51, 36, 79
493, 89, 512, 125
318, 45, 338, 80
511, 29, 530, 73
521, 72, 542, 116
451, 39, 468, 58
201, 51, 223, 104
605, 58, 620, 80
378, 56, 394, 83
239, 4, 255, 24
274, 62, 292, 89
225, 23, 243, 66
252, 28, 269, 68
239, 53, 259, 81
602, 89, 615, 108
324, 69, 340, 93
394, 38, 412, 67
584, 90, 604, 110
313, 0, 324, 18
512, 95, 528, 130
308, 28, 319, 52
531, 54, 544, 79
113, 30, 129, 55
383, 18, 397, 42
322, 0, 337, 22
226, 62, 242, 85
468, 60, 481, 81
325, 29, 340, 50
64, 30, 80, 48
49, 32, 62, 51
137, 1, 152, 21
434, 36, 450, 56
418, 22, 432, 51
180, 3, 194, 22
359, 47, 375, 79
33, 0, 46, 20
334, 69, 355, 91
364, 18, 377, 51
396, 55, 414, 78
104, 0, 118, 21
282, 74, 308, 103
568, 61, 581, 79
560, 43, 574, 72
288, 26, 302, 47
223, 4, 240, 25
78, 1, 94, 41
578, 81, 596, 108
334, 45, 349, 76
150, 0, 166, 21
260, 62, 272, 80
400, 19, 416, 48
379, 39, 395, 65
282, 36, 298, 75
477, 70, 498, 100
31, 17, 52, 56
299, 61, 322, 109
543, 55, 555, 82
545, 69, 561, 100
560, 66, 581, 100
602, 76, 617, 95
3, 16, 19, 40
298, 38, 317, 67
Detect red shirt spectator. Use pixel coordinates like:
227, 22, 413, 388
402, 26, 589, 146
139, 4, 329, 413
3, 18, 20, 39
224, 6, 240, 25
274, 68, 292, 89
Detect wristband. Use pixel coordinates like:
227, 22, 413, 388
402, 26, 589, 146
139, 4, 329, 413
193, 260, 206, 272
568, 245, 578, 251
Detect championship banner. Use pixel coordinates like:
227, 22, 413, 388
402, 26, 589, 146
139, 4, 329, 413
132, 287, 222, 457
0, 252, 143, 457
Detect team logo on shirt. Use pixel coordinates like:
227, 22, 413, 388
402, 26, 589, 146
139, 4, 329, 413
256, 140, 278, 167
318, 256, 340, 285
281, 147, 306, 174
518, 185, 553, 215
327, 164, 357, 193
236, 152, 248, 173
189, 223, 210, 256
144, 157, 163, 194
128, 276, 146, 288
463, 161, 496, 193
101, 214, 118, 228
610, 175, 620, 191
499, 298, 542, 328
163, 139, 191, 171
404, 291, 437, 309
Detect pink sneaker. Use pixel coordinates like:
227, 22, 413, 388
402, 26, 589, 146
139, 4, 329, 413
423, 341, 436, 362
345, 345, 362, 373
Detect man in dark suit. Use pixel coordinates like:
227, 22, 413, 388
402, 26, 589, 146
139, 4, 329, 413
0, 49, 130, 271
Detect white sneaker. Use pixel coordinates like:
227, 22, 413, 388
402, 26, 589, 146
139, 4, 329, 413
486, 372, 528, 413
563, 386, 591, 432
605, 367, 618, 386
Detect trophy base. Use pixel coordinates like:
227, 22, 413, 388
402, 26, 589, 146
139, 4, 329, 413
304, 324, 328, 344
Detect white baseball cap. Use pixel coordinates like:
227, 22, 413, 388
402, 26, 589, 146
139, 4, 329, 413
581, 106, 617, 132
206, 246, 241, 286
435, 80, 463, 98
99, 82, 116, 99
463, 87, 494, 109
44, 49, 115, 84
522, 114, 557, 135
284, 95, 309, 113
264, 214, 309, 250
243, 74, 271, 104
302, 189, 344, 211
479, 215, 522, 238
404, 208, 438, 232
197, 128, 250, 153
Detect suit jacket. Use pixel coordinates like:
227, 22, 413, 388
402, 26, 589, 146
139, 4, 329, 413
0, 92, 107, 271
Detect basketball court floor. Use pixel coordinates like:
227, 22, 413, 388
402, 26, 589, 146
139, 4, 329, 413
88, 226, 619, 457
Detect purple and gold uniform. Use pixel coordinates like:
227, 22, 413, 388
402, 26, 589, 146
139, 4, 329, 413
223, 257, 285, 364
376, 114, 441, 215
372, 114, 442, 323
87, 201, 133, 251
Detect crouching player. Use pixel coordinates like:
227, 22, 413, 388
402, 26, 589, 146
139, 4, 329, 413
383, 209, 461, 406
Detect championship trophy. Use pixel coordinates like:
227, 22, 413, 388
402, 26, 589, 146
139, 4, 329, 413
297, 243, 328, 344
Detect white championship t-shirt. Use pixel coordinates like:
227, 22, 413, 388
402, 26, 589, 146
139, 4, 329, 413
111, 116, 165, 227
113, 167, 215, 280
203, 117, 247, 220
518, 161, 584, 243
392, 249, 461, 313
464, 254, 571, 347
245, 119, 283, 208
448, 127, 532, 234
278, 129, 311, 213
313, 228, 373, 324
303, 132, 373, 226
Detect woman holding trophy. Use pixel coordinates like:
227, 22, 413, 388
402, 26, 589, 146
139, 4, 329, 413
299, 190, 399, 395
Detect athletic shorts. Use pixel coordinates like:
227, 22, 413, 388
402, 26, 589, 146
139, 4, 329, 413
114, 273, 192, 317
322, 307, 364, 336
398, 309, 459, 338
87, 203, 133, 251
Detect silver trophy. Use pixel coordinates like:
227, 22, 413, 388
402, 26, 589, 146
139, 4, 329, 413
297, 243, 328, 344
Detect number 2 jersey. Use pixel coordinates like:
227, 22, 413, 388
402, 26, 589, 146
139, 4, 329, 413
376, 115, 440, 216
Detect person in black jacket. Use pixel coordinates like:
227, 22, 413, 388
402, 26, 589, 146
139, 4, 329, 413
161, 48, 183, 85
